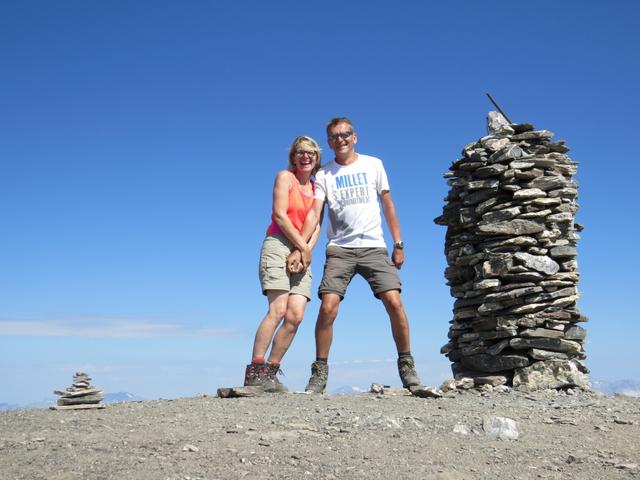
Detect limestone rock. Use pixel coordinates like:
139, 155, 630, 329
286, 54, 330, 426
513, 360, 589, 390
514, 252, 560, 275
461, 354, 529, 373
513, 188, 546, 200
477, 219, 545, 236
483, 416, 519, 440
217, 386, 265, 398
486, 111, 514, 135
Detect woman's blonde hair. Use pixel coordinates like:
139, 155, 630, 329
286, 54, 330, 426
288, 135, 322, 175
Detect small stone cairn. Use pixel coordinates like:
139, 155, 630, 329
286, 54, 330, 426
434, 111, 589, 391
51, 372, 106, 410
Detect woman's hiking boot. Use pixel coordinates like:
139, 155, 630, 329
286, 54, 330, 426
243, 362, 267, 387
304, 361, 328, 393
262, 363, 288, 393
244, 362, 288, 393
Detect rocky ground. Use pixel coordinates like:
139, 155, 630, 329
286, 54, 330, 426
1, 388, 638, 480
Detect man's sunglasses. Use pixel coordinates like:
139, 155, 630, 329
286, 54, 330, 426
328, 131, 353, 142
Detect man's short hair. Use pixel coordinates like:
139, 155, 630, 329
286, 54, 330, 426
326, 117, 354, 136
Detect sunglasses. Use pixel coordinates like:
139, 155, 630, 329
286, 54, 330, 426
328, 131, 353, 142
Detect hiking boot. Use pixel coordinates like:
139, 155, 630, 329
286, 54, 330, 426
305, 361, 328, 393
243, 362, 267, 387
263, 363, 288, 393
398, 355, 421, 388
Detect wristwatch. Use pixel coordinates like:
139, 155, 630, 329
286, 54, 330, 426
393, 241, 404, 250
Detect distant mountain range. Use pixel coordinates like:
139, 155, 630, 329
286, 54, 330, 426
103, 392, 145, 404
591, 379, 640, 397
331, 385, 369, 395
2, 380, 639, 410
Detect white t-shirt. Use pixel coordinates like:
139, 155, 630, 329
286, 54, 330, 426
315, 154, 390, 248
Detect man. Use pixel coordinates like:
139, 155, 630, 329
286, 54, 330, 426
291, 117, 422, 393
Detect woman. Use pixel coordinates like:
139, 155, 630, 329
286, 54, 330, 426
244, 135, 322, 392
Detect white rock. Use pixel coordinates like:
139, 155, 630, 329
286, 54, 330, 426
453, 424, 470, 435
483, 416, 519, 440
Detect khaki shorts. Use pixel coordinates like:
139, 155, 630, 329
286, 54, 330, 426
259, 234, 312, 301
318, 246, 401, 300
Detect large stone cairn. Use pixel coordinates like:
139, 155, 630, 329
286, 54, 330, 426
434, 112, 589, 391
53, 372, 105, 409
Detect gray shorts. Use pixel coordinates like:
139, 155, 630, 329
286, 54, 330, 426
259, 234, 312, 301
318, 246, 401, 300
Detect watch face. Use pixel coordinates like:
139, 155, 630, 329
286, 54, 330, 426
394, 241, 404, 249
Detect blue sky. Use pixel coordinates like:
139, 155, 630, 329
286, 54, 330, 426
1, 1, 639, 404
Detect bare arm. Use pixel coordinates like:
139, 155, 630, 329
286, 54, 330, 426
306, 204, 323, 251
299, 198, 324, 245
380, 190, 404, 269
287, 199, 324, 273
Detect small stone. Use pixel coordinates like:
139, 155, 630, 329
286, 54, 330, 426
409, 385, 443, 398
475, 163, 508, 177
453, 424, 470, 435
520, 328, 565, 339
182, 445, 199, 452
565, 325, 587, 340
549, 246, 577, 258
370, 383, 385, 394
510, 337, 582, 354
486, 111, 514, 135
514, 252, 560, 275
217, 386, 264, 398
547, 212, 574, 223
528, 349, 568, 361
483, 416, 519, 440
513, 188, 546, 200
526, 175, 569, 191
461, 354, 529, 372
468, 179, 500, 190
510, 160, 536, 169
473, 279, 501, 290
477, 219, 545, 236
455, 377, 475, 390
473, 375, 508, 386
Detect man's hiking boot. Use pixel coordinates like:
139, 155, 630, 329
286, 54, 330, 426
305, 361, 328, 393
397, 355, 421, 388
263, 363, 288, 393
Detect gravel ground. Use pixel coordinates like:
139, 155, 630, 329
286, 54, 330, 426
1, 389, 638, 480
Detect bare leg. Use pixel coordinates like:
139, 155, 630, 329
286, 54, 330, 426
378, 289, 411, 353
251, 290, 289, 360
315, 293, 341, 358
268, 294, 308, 363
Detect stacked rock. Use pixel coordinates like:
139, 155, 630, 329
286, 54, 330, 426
53, 372, 105, 409
434, 112, 589, 390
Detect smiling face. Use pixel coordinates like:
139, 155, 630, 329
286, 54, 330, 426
327, 121, 357, 162
288, 136, 321, 175
293, 142, 318, 173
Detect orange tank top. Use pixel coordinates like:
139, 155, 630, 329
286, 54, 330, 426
267, 171, 315, 236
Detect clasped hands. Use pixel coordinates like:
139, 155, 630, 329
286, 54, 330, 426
287, 247, 311, 274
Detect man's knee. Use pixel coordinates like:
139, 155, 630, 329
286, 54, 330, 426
380, 289, 405, 313
318, 294, 340, 323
